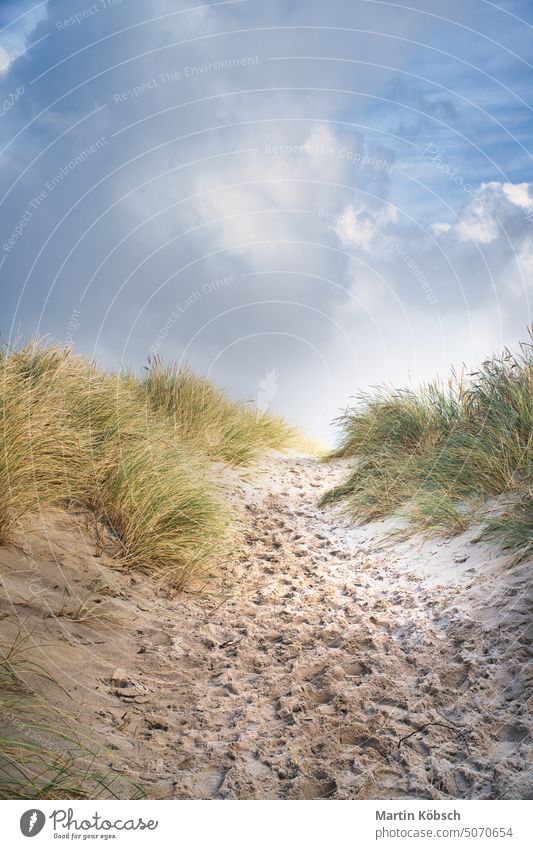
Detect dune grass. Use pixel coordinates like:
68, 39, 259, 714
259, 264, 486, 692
321, 340, 533, 558
0, 341, 297, 582
0, 341, 303, 798
481, 492, 533, 563
0, 630, 132, 800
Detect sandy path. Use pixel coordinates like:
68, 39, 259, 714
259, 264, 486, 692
1, 454, 531, 799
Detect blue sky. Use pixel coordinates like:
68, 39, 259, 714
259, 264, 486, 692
0, 0, 532, 440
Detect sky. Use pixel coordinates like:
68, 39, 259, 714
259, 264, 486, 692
0, 0, 532, 442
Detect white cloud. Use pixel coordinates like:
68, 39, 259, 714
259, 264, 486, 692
455, 197, 499, 244
430, 222, 452, 237
0, 45, 11, 74
0, 1, 48, 77
432, 180, 533, 245
502, 182, 532, 209
0, 0, 530, 442
190, 123, 365, 267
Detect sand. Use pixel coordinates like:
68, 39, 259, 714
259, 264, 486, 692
0, 453, 531, 799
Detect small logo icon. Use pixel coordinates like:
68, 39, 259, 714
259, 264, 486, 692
257, 369, 279, 412
20, 809, 46, 837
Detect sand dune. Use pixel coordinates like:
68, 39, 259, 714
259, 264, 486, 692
0, 454, 531, 799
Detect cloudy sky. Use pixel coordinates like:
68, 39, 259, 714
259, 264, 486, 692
1, 0, 532, 441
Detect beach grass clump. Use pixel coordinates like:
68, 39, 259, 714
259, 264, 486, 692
404, 491, 472, 535
0, 341, 299, 799
0, 340, 295, 580
96, 426, 227, 584
321, 339, 533, 555
0, 345, 91, 544
140, 357, 299, 465
482, 492, 533, 564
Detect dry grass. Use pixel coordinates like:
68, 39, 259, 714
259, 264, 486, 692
0, 340, 304, 798
140, 357, 303, 465
0, 341, 297, 582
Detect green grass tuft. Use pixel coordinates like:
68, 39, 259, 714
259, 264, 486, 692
0, 630, 134, 800
0, 340, 297, 581
140, 357, 302, 465
322, 338, 533, 555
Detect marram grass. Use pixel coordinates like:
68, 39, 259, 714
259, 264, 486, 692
321, 339, 533, 559
140, 358, 299, 465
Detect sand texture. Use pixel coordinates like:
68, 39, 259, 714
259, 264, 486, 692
0, 454, 531, 799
